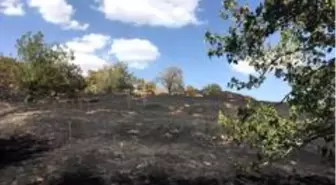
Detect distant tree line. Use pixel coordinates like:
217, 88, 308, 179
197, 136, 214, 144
0, 32, 227, 102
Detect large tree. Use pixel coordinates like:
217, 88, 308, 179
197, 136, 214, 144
158, 66, 184, 95
206, 0, 334, 166
16, 31, 86, 99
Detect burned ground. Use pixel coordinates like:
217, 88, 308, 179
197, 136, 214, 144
0, 94, 334, 185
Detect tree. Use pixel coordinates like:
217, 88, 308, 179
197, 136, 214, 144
85, 62, 134, 94
185, 85, 198, 97
134, 78, 146, 91
144, 81, 156, 95
112, 62, 134, 91
0, 56, 23, 99
157, 66, 184, 95
15, 31, 85, 99
205, 0, 335, 166
202, 83, 222, 96
0, 56, 22, 89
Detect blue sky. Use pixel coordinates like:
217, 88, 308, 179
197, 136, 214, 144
0, 0, 290, 101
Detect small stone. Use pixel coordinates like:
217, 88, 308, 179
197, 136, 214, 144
290, 160, 297, 165
203, 161, 211, 166
164, 133, 173, 138
30, 176, 44, 184
136, 162, 147, 169
36, 177, 44, 183
128, 111, 137, 115
192, 113, 202, 117
170, 129, 179, 134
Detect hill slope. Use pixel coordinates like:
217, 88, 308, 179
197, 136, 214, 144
0, 94, 333, 185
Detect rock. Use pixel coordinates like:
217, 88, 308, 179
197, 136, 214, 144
30, 176, 44, 185
127, 129, 139, 135
203, 161, 211, 166
170, 129, 180, 134
164, 132, 173, 138
192, 113, 203, 117
128, 111, 137, 115
224, 103, 233, 108
290, 160, 297, 165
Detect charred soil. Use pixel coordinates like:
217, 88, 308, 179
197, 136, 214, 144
0, 94, 334, 185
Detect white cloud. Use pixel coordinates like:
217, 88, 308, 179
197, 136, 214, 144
231, 61, 256, 75
110, 38, 160, 69
66, 34, 111, 53
64, 33, 112, 75
71, 53, 109, 76
27, 0, 89, 30
95, 0, 201, 28
63, 35, 160, 74
0, 0, 25, 16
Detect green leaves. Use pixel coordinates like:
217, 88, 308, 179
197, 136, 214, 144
202, 83, 222, 96
208, 0, 335, 166
218, 101, 304, 163
0, 56, 22, 90
85, 62, 135, 94
15, 31, 85, 98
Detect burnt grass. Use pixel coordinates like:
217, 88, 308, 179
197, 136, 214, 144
0, 94, 334, 185
0, 135, 51, 168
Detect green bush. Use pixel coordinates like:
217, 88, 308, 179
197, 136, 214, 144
218, 100, 303, 165
85, 62, 134, 94
202, 83, 222, 96
16, 31, 85, 99
185, 85, 198, 97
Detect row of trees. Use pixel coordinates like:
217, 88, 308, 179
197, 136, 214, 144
0, 32, 226, 101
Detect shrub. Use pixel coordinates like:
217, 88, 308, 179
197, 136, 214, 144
185, 85, 197, 97
85, 62, 134, 94
144, 82, 156, 94
16, 32, 85, 99
202, 83, 222, 96
218, 100, 304, 166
